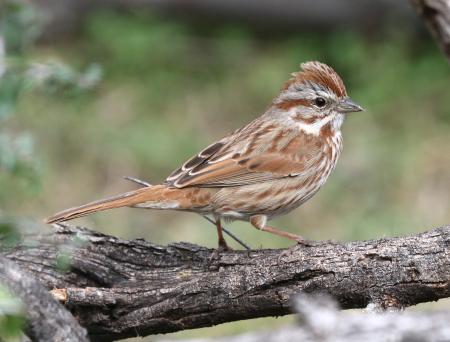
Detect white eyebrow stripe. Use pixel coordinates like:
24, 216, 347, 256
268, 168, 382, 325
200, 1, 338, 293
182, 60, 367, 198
290, 81, 334, 101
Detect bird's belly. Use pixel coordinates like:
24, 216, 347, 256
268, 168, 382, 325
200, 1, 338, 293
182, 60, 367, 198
211, 177, 323, 220
210, 150, 339, 221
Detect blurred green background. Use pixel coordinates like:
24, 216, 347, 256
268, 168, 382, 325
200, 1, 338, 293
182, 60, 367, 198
1, 1, 450, 340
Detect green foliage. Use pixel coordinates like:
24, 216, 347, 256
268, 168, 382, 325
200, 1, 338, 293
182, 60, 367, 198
0, 0, 40, 55
0, 0, 39, 119
0, 286, 25, 340
0, 218, 21, 248
0, 69, 23, 119
0, 1, 102, 206
0, 132, 40, 191
55, 251, 72, 273
0, 2, 102, 337
26, 62, 102, 96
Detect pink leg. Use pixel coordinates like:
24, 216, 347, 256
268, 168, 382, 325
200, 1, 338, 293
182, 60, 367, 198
250, 215, 305, 243
215, 217, 231, 251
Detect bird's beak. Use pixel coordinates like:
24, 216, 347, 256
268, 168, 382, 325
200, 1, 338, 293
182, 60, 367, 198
337, 97, 364, 113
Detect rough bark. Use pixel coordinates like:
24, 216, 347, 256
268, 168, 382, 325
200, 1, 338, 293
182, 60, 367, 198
162, 294, 450, 342
0, 255, 89, 342
412, 0, 450, 61
1, 224, 450, 341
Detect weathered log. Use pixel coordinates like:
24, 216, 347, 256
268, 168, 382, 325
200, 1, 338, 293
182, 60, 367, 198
2, 224, 450, 340
0, 255, 89, 342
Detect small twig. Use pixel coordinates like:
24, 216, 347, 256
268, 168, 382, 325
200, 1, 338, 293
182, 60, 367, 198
123, 176, 151, 187
123, 176, 251, 250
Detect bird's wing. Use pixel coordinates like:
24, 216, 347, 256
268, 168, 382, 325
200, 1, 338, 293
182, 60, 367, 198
165, 121, 324, 188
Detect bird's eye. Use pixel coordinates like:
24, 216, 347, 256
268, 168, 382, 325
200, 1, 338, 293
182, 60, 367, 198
314, 97, 326, 108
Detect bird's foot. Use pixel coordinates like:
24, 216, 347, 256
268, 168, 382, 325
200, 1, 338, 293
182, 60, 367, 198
209, 241, 233, 261
295, 236, 315, 247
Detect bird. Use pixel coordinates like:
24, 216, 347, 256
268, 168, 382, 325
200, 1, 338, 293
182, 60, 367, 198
46, 61, 363, 250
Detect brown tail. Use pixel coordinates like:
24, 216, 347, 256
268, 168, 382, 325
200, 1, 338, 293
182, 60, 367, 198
45, 185, 184, 224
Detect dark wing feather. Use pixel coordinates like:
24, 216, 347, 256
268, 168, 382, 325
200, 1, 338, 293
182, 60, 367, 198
164, 119, 263, 187
165, 140, 226, 183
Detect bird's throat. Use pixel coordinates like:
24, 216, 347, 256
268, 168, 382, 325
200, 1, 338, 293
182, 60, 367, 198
293, 113, 343, 137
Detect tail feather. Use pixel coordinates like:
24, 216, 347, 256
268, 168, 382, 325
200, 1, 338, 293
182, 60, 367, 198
45, 185, 168, 224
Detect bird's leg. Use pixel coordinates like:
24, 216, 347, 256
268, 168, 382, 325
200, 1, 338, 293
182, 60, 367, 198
250, 215, 307, 244
215, 217, 232, 251
202, 215, 250, 250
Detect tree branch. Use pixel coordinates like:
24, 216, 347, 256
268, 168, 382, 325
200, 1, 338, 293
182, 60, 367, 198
2, 224, 450, 341
0, 255, 89, 342
162, 294, 450, 342
411, 0, 450, 61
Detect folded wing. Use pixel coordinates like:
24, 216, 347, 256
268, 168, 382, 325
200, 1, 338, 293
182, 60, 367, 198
165, 121, 324, 188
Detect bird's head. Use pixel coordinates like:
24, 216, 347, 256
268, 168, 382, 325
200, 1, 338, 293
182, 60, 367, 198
272, 61, 363, 134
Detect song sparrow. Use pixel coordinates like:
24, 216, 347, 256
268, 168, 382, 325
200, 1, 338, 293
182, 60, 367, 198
46, 61, 363, 250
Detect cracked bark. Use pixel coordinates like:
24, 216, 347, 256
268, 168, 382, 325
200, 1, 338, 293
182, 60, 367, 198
0, 255, 89, 342
1, 224, 450, 341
